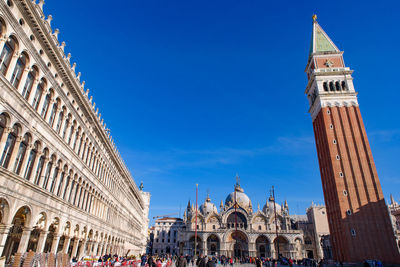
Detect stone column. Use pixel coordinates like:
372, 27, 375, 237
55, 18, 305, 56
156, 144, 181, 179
71, 238, 79, 258
19, 144, 33, 177
51, 108, 61, 131
61, 236, 71, 254
36, 89, 49, 116
98, 243, 103, 256
0, 35, 7, 57
92, 242, 99, 256
36, 230, 48, 253
5, 51, 20, 80
45, 163, 57, 191
0, 127, 12, 157
17, 227, 32, 253
44, 98, 55, 122
6, 136, 22, 172
28, 151, 42, 183
0, 224, 11, 256
248, 242, 256, 257
26, 78, 40, 105
78, 239, 86, 259
202, 240, 207, 256
50, 235, 60, 253
58, 115, 67, 137
17, 66, 31, 94
37, 157, 50, 188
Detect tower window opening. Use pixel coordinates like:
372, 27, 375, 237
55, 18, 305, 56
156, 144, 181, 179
341, 81, 348, 91
339, 172, 344, 177
336, 155, 340, 160
335, 81, 341, 91
346, 209, 352, 215
343, 190, 348, 196
351, 229, 356, 236
330, 124, 333, 129
329, 81, 335, 91
327, 110, 331, 115
333, 139, 337, 144
323, 82, 328, 91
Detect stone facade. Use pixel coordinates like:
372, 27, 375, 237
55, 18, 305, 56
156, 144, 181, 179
151, 217, 184, 256
305, 17, 400, 264
0, 0, 150, 264
171, 181, 326, 261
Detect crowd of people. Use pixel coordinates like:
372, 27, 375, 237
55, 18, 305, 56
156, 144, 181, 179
69, 253, 342, 267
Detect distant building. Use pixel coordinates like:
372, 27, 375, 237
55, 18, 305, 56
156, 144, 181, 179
150, 217, 184, 255
388, 194, 400, 247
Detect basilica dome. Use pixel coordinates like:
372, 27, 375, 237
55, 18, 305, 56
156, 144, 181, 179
199, 195, 218, 215
225, 183, 252, 208
262, 195, 281, 214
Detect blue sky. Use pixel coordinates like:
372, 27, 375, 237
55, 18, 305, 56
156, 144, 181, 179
45, 0, 400, 224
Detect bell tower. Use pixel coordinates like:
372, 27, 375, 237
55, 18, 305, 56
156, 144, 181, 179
305, 15, 400, 263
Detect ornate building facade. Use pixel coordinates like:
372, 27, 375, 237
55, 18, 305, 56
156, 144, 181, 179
151, 217, 184, 256
176, 181, 328, 261
304, 16, 400, 263
0, 0, 150, 265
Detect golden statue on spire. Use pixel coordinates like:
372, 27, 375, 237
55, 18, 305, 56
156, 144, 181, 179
312, 14, 317, 22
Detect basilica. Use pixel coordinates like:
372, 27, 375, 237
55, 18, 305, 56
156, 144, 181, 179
170, 180, 330, 260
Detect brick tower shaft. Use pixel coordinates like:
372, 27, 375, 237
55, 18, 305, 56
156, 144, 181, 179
305, 16, 400, 263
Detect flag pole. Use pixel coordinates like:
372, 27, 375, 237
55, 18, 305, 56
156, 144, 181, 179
273, 186, 279, 260
194, 183, 198, 257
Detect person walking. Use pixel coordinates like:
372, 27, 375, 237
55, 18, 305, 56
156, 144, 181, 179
256, 258, 262, 267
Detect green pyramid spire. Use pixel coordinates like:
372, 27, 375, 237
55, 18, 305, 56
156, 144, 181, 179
309, 16, 340, 56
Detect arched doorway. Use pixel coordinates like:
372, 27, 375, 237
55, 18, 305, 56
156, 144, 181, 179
207, 234, 220, 256
2, 206, 31, 261
166, 246, 170, 254
27, 212, 47, 252
188, 236, 202, 256
255, 236, 270, 258
43, 218, 59, 253
273, 236, 289, 259
227, 231, 248, 259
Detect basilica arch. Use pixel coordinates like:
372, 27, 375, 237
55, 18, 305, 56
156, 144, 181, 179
224, 230, 249, 258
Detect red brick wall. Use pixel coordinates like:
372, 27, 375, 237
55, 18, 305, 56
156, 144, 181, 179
312, 106, 400, 263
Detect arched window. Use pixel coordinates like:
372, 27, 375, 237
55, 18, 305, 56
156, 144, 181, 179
335, 81, 341, 91
40, 92, 51, 118
329, 81, 335, 91
63, 174, 71, 200
32, 79, 45, 110
21, 68, 37, 100
55, 110, 64, 133
42, 159, 53, 189
67, 125, 74, 145
72, 128, 80, 150
323, 82, 328, 92
56, 170, 65, 197
77, 134, 84, 155
49, 165, 59, 193
10, 53, 27, 88
68, 180, 76, 203
62, 116, 70, 139
341, 81, 348, 91
0, 37, 17, 75
0, 124, 18, 168
24, 142, 38, 180
13, 133, 29, 174
48, 103, 57, 126
33, 151, 46, 185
